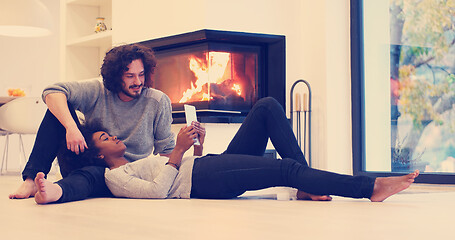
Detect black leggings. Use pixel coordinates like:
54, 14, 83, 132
190, 97, 375, 199
22, 104, 79, 180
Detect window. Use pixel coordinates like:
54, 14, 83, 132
351, 0, 455, 183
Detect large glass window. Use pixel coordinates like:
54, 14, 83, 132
352, 0, 455, 183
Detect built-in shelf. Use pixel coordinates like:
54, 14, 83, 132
61, 0, 112, 82
67, 30, 113, 47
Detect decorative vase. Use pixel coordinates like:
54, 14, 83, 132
94, 17, 107, 33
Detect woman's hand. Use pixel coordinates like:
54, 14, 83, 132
191, 121, 206, 146
176, 125, 197, 153
66, 126, 87, 155
191, 121, 205, 156
168, 126, 196, 168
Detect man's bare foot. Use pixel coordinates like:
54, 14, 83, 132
370, 170, 419, 202
9, 178, 37, 199
34, 172, 63, 204
297, 190, 332, 201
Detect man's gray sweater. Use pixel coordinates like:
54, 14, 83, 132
42, 79, 175, 161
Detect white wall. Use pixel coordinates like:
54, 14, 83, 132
112, 0, 352, 173
0, 0, 60, 171
325, 0, 352, 173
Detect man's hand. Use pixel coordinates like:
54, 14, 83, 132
66, 126, 87, 154
45, 92, 87, 155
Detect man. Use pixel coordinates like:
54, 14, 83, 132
9, 44, 175, 202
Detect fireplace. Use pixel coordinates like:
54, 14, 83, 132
139, 29, 285, 123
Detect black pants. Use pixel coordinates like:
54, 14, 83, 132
190, 97, 375, 199
22, 103, 112, 203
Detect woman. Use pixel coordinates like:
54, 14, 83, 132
34, 97, 419, 204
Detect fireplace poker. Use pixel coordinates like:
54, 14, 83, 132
303, 93, 307, 156
295, 93, 302, 147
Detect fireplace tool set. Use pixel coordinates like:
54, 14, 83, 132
290, 79, 312, 166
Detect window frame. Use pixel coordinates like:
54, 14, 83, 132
350, 0, 455, 184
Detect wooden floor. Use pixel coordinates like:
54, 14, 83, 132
1, 173, 455, 240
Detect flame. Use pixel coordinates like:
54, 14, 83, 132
232, 84, 241, 96
179, 51, 236, 103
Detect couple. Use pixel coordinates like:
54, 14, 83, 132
11, 43, 418, 203
36, 97, 419, 203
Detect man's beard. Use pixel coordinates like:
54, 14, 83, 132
121, 85, 143, 99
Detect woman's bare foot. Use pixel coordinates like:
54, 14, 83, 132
370, 170, 419, 202
34, 172, 63, 204
297, 190, 332, 201
9, 178, 37, 199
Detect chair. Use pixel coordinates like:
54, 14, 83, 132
0, 97, 47, 174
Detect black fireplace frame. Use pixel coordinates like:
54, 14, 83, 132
139, 29, 285, 123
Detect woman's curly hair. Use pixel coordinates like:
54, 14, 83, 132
100, 43, 157, 93
57, 121, 108, 177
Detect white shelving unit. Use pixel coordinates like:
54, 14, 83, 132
60, 0, 113, 82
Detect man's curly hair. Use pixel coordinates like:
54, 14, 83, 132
57, 121, 108, 177
100, 44, 157, 93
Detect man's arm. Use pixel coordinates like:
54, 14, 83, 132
42, 79, 103, 154
154, 94, 176, 156
45, 93, 87, 154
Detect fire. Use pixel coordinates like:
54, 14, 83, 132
232, 84, 241, 96
179, 51, 243, 103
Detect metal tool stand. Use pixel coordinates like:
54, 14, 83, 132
290, 79, 312, 167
